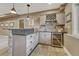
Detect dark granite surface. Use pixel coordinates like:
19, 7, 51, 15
11, 29, 34, 36
9, 28, 65, 36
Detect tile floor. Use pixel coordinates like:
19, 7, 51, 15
0, 44, 67, 56
0, 47, 9, 56
30, 44, 67, 56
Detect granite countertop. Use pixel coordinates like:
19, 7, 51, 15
11, 29, 35, 36
39, 31, 52, 33
10, 28, 66, 36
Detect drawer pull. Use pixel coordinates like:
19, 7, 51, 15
30, 41, 32, 43
30, 36, 32, 37
30, 48, 32, 51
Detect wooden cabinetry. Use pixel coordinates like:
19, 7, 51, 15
51, 33, 64, 47
56, 24, 65, 32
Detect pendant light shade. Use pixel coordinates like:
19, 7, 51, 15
10, 3, 16, 14
26, 4, 30, 20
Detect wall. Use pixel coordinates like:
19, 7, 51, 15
72, 4, 79, 34
64, 4, 79, 56
65, 3, 72, 34
78, 5, 79, 33
0, 18, 19, 36
0, 8, 59, 36
64, 3, 72, 55
64, 34, 79, 56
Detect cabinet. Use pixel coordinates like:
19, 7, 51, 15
51, 33, 64, 47
12, 35, 26, 56
39, 32, 51, 45
56, 12, 65, 24
40, 15, 46, 25
26, 33, 38, 56
26, 34, 34, 55
9, 32, 38, 56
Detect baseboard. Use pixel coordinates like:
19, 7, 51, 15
63, 46, 72, 56
38, 43, 51, 46
28, 43, 39, 56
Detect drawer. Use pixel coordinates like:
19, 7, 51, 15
31, 40, 37, 48
26, 50, 31, 55
26, 37, 35, 47
26, 49, 32, 55
26, 34, 34, 38
26, 39, 33, 44
26, 46, 33, 55
26, 43, 32, 49
26, 40, 34, 47
26, 41, 34, 49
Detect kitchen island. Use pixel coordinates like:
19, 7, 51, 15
8, 29, 64, 56
8, 29, 38, 56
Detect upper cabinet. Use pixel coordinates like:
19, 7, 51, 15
46, 13, 56, 21
40, 15, 46, 25
56, 12, 65, 24
39, 13, 57, 32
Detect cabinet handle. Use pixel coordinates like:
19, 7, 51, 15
30, 41, 32, 43
30, 48, 32, 51
30, 36, 32, 37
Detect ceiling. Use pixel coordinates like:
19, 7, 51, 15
0, 3, 62, 15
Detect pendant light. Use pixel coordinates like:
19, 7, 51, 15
10, 3, 16, 14
26, 4, 30, 20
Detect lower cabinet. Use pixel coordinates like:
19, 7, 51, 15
12, 35, 26, 56
26, 33, 38, 56
39, 32, 51, 45
51, 33, 64, 47
9, 33, 38, 56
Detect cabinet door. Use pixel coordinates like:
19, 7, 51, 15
26, 34, 33, 47
45, 32, 51, 44
52, 33, 63, 47
40, 15, 46, 25
39, 32, 51, 45
32, 33, 38, 48
13, 35, 26, 56
39, 32, 45, 43
26, 33, 39, 55
26, 34, 35, 55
